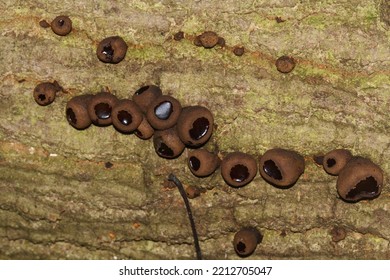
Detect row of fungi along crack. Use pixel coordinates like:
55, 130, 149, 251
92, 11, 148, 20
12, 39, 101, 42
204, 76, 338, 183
33, 15, 385, 258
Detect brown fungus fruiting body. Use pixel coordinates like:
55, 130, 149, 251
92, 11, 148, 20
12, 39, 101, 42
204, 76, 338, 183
51, 16, 72, 36
132, 85, 163, 113
323, 149, 353, 176
233, 46, 245, 56
336, 157, 383, 202
173, 31, 184, 41
96, 36, 128, 64
185, 185, 203, 199
188, 149, 220, 177
259, 148, 305, 188
275, 55, 296, 73
33, 81, 61, 106
87, 91, 118, 126
66, 94, 93, 130
196, 31, 219, 48
233, 228, 263, 258
111, 99, 143, 133
153, 127, 185, 159
146, 95, 182, 130
134, 117, 154, 140
221, 152, 257, 188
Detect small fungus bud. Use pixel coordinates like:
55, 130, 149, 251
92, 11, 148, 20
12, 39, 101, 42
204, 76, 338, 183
197, 31, 219, 48
275, 55, 296, 73
51, 16, 72, 36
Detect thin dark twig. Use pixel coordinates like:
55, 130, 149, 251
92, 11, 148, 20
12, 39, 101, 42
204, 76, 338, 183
168, 173, 202, 260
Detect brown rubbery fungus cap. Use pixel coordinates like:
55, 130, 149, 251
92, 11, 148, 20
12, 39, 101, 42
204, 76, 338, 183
134, 117, 154, 140
111, 99, 143, 133
153, 127, 185, 159
185, 185, 202, 199
233, 228, 263, 258
188, 149, 220, 177
146, 95, 182, 130
87, 92, 118, 126
275, 55, 296, 73
259, 148, 305, 188
176, 106, 214, 147
51, 16, 72, 36
96, 36, 128, 64
198, 31, 219, 48
132, 85, 163, 113
336, 157, 383, 202
33, 81, 62, 106
66, 94, 93, 130
323, 149, 353, 175
221, 152, 257, 188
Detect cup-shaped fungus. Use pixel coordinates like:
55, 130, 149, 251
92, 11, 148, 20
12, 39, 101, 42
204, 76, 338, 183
259, 148, 305, 188
221, 152, 257, 187
176, 106, 214, 147
323, 149, 353, 175
146, 95, 182, 130
66, 94, 93, 130
153, 127, 185, 159
111, 99, 143, 133
51, 16, 72, 36
336, 157, 383, 202
33, 81, 62, 106
188, 149, 220, 177
275, 55, 296, 73
87, 92, 118, 126
132, 85, 163, 113
134, 117, 154, 140
96, 36, 128, 64
197, 31, 219, 48
233, 228, 263, 258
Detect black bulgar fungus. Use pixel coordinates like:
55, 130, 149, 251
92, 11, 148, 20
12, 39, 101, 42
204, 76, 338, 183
153, 127, 185, 159
105, 162, 114, 169
111, 99, 143, 133
173, 31, 184, 41
275, 55, 296, 73
96, 36, 128, 64
134, 117, 154, 140
217, 37, 226, 47
132, 85, 163, 113
176, 106, 214, 147
39, 20, 50, 28
313, 154, 325, 165
259, 148, 305, 188
323, 149, 353, 176
221, 152, 257, 188
146, 95, 182, 130
87, 91, 118, 126
233, 46, 245, 56
185, 185, 202, 199
336, 157, 383, 202
188, 149, 220, 177
33, 81, 62, 106
233, 227, 263, 258
51, 15, 72, 36
66, 94, 93, 130
198, 31, 219, 48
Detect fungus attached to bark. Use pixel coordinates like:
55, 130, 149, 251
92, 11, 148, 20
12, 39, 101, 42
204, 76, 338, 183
185, 185, 202, 199
96, 36, 128, 64
336, 157, 383, 202
87, 91, 118, 126
233, 46, 245, 56
153, 127, 185, 159
221, 152, 257, 188
259, 148, 305, 188
66, 94, 93, 130
233, 227, 263, 258
275, 55, 296, 73
188, 149, 220, 177
132, 85, 163, 113
196, 31, 219, 48
323, 149, 353, 176
146, 95, 182, 130
111, 99, 143, 133
176, 106, 214, 147
51, 16, 72, 36
33, 81, 62, 106
134, 117, 154, 140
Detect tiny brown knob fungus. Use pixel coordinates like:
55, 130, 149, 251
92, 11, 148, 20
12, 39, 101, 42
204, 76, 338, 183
111, 99, 143, 133
185, 185, 202, 199
188, 149, 220, 177
33, 81, 61, 106
146, 95, 182, 130
336, 157, 383, 202
233, 228, 263, 258
221, 152, 257, 188
176, 106, 214, 147
51, 16, 72, 36
153, 127, 185, 159
198, 31, 219, 48
259, 148, 305, 188
132, 85, 163, 113
323, 149, 353, 175
96, 36, 128, 64
87, 92, 118, 126
275, 55, 296, 73
66, 94, 93, 130
134, 117, 154, 140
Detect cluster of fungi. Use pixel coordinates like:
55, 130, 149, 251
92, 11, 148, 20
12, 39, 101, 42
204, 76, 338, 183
33, 15, 385, 259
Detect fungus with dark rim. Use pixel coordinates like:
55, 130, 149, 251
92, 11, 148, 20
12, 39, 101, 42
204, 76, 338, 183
51, 16, 72, 36
153, 127, 185, 159
259, 148, 305, 188
221, 152, 257, 188
233, 46, 245, 56
66, 94, 93, 130
33, 81, 62, 106
275, 55, 296, 73
336, 157, 383, 202
233, 227, 263, 258
146, 95, 182, 130
176, 106, 214, 147
132, 85, 163, 113
87, 91, 118, 126
111, 99, 143, 133
188, 149, 220, 177
96, 36, 128, 64
322, 149, 353, 176
134, 117, 154, 140
196, 31, 219, 48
